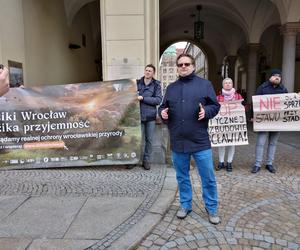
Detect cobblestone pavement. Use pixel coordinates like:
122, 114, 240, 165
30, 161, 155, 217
0, 165, 166, 250
137, 131, 300, 250
0, 166, 165, 198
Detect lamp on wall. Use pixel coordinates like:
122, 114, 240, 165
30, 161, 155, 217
194, 5, 204, 41
68, 43, 81, 49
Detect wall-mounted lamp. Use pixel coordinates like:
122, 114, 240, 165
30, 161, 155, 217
194, 5, 204, 41
69, 43, 81, 50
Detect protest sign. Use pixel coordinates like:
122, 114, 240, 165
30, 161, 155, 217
252, 93, 300, 131
209, 100, 248, 147
0, 79, 141, 169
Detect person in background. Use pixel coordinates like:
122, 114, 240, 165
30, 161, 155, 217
215, 77, 243, 172
159, 54, 221, 224
0, 65, 10, 96
251, 69, 288, 174
136, 64, 162, 170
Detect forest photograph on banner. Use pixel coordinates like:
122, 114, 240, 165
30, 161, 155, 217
0, 79, 141, 169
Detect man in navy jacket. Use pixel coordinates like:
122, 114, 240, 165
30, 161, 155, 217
159, 54, 221, 224
136, 64, 162, 170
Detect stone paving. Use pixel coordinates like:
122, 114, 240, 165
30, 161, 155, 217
137, 131, 300, 250
0, 165, 167, 250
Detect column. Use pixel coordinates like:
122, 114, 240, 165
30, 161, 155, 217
100, 0, 159, 81
226, 55, 237, 82
246, 44, 260, 103
281, 23, 300, 92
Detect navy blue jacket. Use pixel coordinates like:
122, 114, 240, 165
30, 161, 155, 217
159, 73, 220, 153
137, 77, 162, 122
255, 80, 288, 95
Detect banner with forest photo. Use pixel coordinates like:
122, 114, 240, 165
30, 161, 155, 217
0, 79, 141, 169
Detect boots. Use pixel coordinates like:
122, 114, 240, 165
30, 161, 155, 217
226, 163, 232, 172
215, 162, 224, 171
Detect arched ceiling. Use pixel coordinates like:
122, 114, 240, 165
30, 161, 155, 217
64, 0, 95, 26
160, 0, 287, 63
270, 0, 300, 23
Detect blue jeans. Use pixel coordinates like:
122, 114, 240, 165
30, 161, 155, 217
172, 149, 218, 216
255, 132, 280, 167
141, 120, 156, 163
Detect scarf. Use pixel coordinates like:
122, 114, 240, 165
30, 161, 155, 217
222, 88, 236, 101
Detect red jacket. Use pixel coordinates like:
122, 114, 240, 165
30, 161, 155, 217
217, 92, 243, 102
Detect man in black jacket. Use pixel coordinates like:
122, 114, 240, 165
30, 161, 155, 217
251, 69, 288, 174
159, 54, 221, 224
136, 64, 162, 170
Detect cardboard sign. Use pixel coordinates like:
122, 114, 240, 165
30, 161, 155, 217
252, 93, 300, 131
209, 100, 248, 147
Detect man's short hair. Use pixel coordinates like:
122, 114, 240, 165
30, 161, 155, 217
145, 64, 156, 73
176, 53, 196, 66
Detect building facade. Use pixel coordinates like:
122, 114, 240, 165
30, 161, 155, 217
0, 0, 300, 101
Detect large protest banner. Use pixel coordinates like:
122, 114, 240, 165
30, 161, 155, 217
209, 100, 248, 147
0, 79, 141, 169
253, 93, 300, 131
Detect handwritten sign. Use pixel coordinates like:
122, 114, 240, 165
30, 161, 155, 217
209, 101, 248, 147
252, 93, 300, 131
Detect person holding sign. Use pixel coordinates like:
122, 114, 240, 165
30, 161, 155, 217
136, 64, 162, 170
215, 78, 243, 172
251, 69, 288, 174
0, 65, 10, 96
159, 54, 221, 224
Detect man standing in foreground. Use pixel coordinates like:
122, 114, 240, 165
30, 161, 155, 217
159, 54, 221, 224
137, 64, 162, 170
251, 69, 288, 174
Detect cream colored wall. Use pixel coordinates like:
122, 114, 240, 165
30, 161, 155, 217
23, 0, 98, 86
101, 0, 159, 81
295, 62, 300, 92
0, 0, 26, 72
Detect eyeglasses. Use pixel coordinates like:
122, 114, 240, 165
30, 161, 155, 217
177, 63, 192, 67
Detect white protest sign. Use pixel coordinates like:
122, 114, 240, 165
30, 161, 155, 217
209, 100, 248, 147
252, 93, 300, 131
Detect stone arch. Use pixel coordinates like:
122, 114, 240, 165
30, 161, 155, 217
256, 25, 283, 84
64, 0, 96, 26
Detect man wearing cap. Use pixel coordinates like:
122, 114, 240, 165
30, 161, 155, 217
251, 69, 288, 174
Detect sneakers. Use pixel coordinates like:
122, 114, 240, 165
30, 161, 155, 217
176, 207, 192, 219
208, 214, 221, 225
215, 162, 224, 171
205, 207, 221, 225
266, 164, 276, 173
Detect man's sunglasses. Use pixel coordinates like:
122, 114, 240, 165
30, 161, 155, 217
177, 63, 192, 67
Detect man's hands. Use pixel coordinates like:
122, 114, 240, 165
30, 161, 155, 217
198, 103, 205, 120
137, 95, 143, 101
161, 103, 205, 121
0, 65, 10, 96
161, 108, 169, 120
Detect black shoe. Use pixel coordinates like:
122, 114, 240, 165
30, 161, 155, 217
251, 165, 261, 173
266, 164, 276, 173
226, 163, 232, 172
143, 162, 151, 170
215, 162, 224, 171
126, 164, 136, 169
